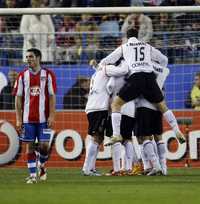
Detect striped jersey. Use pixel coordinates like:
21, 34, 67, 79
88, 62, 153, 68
13, 67, 56, 123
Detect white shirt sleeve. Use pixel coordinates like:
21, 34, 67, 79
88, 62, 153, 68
151, 46, 168, 67
16, 75, 23, 96
100, 46, 123, 66
104, 63, 129, 77
106, 77, 115, 95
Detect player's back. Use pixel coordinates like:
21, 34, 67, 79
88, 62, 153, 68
122, 37, 153, 75
85, 69, 110, 114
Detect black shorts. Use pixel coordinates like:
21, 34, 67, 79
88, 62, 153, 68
135, 107, 163, 137
119, 72, 164, 103
120, 115, 135, 140
87, 110, 109, 138
104, 116, 113, 138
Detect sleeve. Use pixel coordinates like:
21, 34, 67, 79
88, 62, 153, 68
12, 74, 23, 96
48, 71, 57, 95
100, 46, 123, 66
151, 46, 168, 67
104, 63, 129, 77
106, 77, 115, 95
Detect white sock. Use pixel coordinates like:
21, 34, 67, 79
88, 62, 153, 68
140, 144, 151, 170
143, 140, 161, 170
157, 141, 167, 175
112, 142, 121, 172
83, 140, 98, 174
82, 135, 93, 171
163, 110, 180, 133
120, 145, 126, 170
132, 136, 142, 160
152, 139, 159, 157
91, 147, 99, 171
132, 144, 139, 165
111, 112, 121, 136
124, 141, 133, 171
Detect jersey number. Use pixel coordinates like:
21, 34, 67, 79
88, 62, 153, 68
134, 47, 145, 61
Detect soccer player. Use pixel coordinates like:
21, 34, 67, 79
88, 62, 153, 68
82, 59, 129, 176
135, 62, 170, 175
100, 28, 185, 146
13, 48, 56, 183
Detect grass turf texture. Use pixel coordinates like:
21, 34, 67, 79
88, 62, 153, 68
0, 168, 200, 204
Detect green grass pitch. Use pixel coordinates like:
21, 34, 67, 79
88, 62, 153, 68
0, 168, 200, 204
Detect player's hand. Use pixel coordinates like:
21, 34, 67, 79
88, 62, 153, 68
47, 115, 54, 128
16, 120, 22, 135
176, 132, 186, 144
89, 59, 97, 67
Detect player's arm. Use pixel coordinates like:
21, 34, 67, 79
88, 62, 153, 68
47, 71, 57, 128
100, 46, 123, 66
15, 96, 23, 133
48, 94, 56, 128
104, 62, 129, 77
13, 74, 23, 133
151, 46, 168, 67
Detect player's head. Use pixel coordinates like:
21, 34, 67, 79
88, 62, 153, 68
26, 48, 42, 69
194, 72, 200, 87
126, 28, 138, 39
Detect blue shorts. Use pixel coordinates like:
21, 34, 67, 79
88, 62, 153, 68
20, 122, 51, 142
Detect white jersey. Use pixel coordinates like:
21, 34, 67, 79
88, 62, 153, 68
85, 62, 129, 114
136, 63, 170, 110
100, 37, 168, 75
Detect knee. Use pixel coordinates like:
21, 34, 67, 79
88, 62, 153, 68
111, 97, 125, 112
94, 135, 104, 145
39, 143, 49, 154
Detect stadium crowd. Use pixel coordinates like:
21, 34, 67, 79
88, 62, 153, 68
0, 0, 200, 65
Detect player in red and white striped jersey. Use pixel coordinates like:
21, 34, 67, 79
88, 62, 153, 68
13, 48, 56, 183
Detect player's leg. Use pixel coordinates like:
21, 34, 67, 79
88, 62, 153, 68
120, 114, 135, 174
135, 107, 161, 175
83, 111, 107, 176
109, 96, 126, 143
109, 74, 142, 144
82, 134, 94, 172
37, 123, 52, 181
156, 100, 185, 143
21, 123, 37, 183
143, 72, 185, 144
154, 134, 167, 175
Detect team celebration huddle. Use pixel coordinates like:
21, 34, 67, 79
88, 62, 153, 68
13, 28, 186, 183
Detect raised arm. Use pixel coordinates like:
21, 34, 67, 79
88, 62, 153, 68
100, 46, 123, 66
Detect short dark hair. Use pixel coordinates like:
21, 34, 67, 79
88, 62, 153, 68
27, 48, 42, 60
195, 72, 200, 78
126, 28, 138, 39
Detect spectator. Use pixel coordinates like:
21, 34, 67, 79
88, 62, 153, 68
63, 76, 90, 109
195, 0, 200, 5
121, 13, 153, 43
0, 16, 22, 66
190, 72, 200, 110
20, 0, 55, 63
160, 0, 195, 6
75, 14, 99, 63
0, 70, 18, 110
3, 0, 21, 32
55, 15, 79, 64
99, 15, 120, 47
